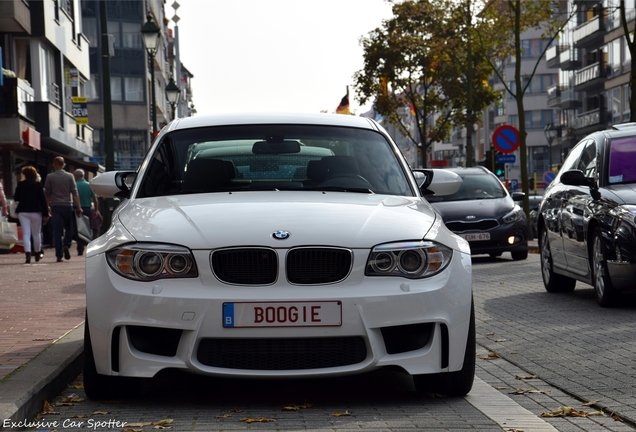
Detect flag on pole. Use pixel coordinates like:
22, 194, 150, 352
336, 87, 350, 115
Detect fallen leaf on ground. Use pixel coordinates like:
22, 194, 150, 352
611, 413, 623, 422
541, 406, 604, 417
583, 399, 601, 406
227, 408, 244, 413
283, 401, 313, 411
485, 332, 495, 336
480, 352, 500, 360
240, 417, 276, 423
153, 419, 174, 429
333, 410, 352, 417
493, 386, 510, 390
509, 388, 551, 395
215, 414, 231, 419
92, 410, 110, 415
515, 375, 539, 380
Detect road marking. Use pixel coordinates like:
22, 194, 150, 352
465, 377, 558, 431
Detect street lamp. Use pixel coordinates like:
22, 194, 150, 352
544, 123, 557, 171
165, 76, 180, 121
141, 13, 161, 136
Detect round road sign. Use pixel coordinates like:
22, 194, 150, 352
492, 125, 520, 154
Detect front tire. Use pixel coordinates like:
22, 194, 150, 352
592, 228, 617, 307
413, 301, 475, 397
511, 250, 528, 261
83, 316, 142, 400
539, 227, 576, 293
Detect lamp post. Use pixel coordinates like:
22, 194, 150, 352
165, 76, 180, 121
141, 13, 161, 136
544, 123, 557, 172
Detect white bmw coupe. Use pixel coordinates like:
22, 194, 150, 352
84, 113, 473, 399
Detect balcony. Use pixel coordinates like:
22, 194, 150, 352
546, 45, 568, 69
560, 88, 581, 110
573, 108, 608, 136
559, 46, 581, 70
0, 77, 38, 148
573, 15, 604, 50
33, 101, 93, 157
547, 85, 561, 107
574, 63, 605, 91
0, 0, 31, 33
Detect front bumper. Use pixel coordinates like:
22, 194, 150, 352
459, 222, 528, 256
86, 248, 472, 379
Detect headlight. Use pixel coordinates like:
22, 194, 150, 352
612, 205, 636, 225
106, 243, 198, 281
503, 205, 524, 224
365, 241, 453, 279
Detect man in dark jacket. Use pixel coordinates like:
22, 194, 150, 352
44, 157, 83, 262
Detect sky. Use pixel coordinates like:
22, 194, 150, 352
172, 0, 395, 116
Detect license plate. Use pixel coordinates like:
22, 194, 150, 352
461, 232, 491, 241
223, 301, 342, 328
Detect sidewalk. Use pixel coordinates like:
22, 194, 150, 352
0, 248, 86, 426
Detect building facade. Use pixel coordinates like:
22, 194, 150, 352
1, 0, 97, 197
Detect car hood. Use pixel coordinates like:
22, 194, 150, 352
107, 192, 446, 250
605, 183, 636, 204
429, 197, 514, 222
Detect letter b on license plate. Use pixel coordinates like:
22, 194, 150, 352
223, 301, 342, 328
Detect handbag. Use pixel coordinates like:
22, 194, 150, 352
74, 213, 92, 243
0, 218, 19, 244
9, 200, 18, 219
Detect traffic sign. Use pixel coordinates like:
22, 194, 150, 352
543, 170, 556, 185
492, 125, 520, 154
510, 179, 519, 190
496, 154, 516, 164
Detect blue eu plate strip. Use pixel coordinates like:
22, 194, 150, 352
223, 303, 234, 328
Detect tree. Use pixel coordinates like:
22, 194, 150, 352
354, 0, 497, 168
478, 0, 577, 238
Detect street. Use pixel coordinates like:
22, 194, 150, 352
20, 252, 636, 431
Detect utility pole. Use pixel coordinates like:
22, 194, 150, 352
100, 0, 115, 229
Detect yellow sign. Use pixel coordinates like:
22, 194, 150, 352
72, 96, 88, 124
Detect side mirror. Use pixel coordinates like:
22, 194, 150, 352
560, 169, 594, 187
413, 169, 462, 196
511, 191, 524, 201
91, 171, 137, 198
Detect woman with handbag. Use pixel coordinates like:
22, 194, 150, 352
14, 166, 50, 263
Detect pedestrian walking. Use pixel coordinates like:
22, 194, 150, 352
73, 168, 100, 255
0, 180, 8, 218
44, 157, 82, 262
13, 166, 50, 263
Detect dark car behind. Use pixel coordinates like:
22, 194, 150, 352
427, 166, 528, 260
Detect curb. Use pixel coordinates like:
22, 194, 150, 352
0, 324, 84, 431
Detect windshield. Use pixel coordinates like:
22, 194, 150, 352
608, 136, 636, 184
136, 124, 413, 198
426, 173, 506, 202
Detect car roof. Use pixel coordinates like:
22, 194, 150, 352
164, 112, 380, 132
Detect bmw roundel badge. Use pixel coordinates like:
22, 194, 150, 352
273, 230, 290, 240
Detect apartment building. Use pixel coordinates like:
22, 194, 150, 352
0, 0, 96, 196
547, 0, 635, 159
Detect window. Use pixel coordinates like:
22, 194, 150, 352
577, 140, 597, 178
108, 21, 120, 48
122, 22, 142, 48
609, 136, 636, 184
83, 17, 98, 48
111, 77, 122, 101
124, 77, 143, 101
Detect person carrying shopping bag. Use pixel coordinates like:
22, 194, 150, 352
13, 166, 50, 263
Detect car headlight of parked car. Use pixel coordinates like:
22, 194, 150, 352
502, 205, 524, 224
365, 241, 453, 278
106, 243, 198, 281
612, 204, 636, 225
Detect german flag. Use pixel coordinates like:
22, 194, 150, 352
336, 87, 350, 115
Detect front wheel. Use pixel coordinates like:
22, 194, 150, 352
539, 227, 576, 293
83, 316, 142, 400
413, 301, 475, 397
511, 250, 528, 261
592, 228, 617, 307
